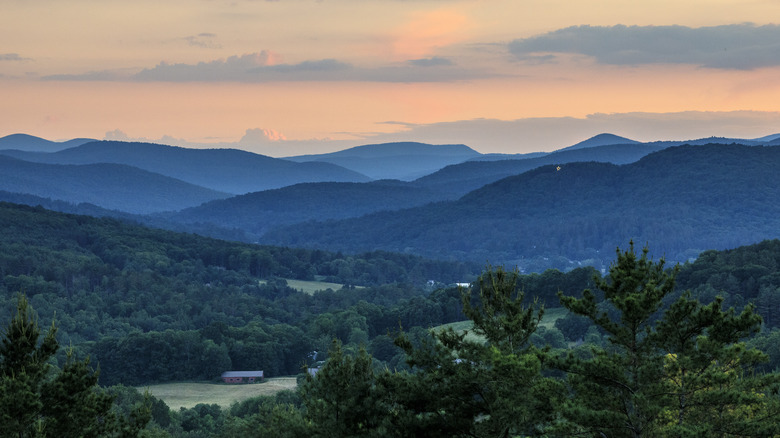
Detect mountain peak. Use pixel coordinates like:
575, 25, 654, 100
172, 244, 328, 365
0, 134, 95, 152
558, 133, 640, 152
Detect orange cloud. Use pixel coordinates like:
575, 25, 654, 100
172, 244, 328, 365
392, 8, 471, 61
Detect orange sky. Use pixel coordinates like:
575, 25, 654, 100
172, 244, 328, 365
2, 0, 779, 155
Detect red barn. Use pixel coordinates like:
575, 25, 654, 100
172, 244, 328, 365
221, 371, 264, 384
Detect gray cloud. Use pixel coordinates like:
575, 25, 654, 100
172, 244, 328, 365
408, 57, 453, 67
136, 54, 491, 82
0, 53, 31, 61
46, 52, 495, 83
183, 33, 221, 49
42, 70, 131, 81
509, 23, 780, 70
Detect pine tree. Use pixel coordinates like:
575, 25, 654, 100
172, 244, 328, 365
0, 294, 58, 437
0, 295, 151, 438
387, 266, 565, 437
300, 340, 386, 437
556, 242, 780, 437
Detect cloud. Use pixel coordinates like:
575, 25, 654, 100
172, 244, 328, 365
104, 129, 130, 141
240, 128, 287, 144
103, 129, 192, 147
47, 51, 495, 83
508, 24, 780, 70
134, 54, 487, 82
42, 69, 134, 81
0, 53, 31, 61
134, 51, 284, 81
408, 57, 453, 67
183, 33, 221, 49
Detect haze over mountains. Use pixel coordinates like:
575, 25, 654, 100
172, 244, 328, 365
1, 132, 778, 271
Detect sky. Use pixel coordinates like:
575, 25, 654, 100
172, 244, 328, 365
2, 0, 780, 156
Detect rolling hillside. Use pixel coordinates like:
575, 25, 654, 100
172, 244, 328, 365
0, 155, 228, 214
412, 142, 671, 196
285, 141, 481, 180
262, 144, 780, 270
1, 140, 371, 194
0, 133, 95, 152
167, 180, 452, 239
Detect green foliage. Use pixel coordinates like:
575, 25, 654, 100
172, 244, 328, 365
300, 340, 385, 437
556, 242, 780, 437
388, 267, 565, 437
0, 295, 151, 437
463, 266, 543, 353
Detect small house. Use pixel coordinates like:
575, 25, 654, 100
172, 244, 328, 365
221, 371, 264, 384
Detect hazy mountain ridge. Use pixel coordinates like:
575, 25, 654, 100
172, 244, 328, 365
2, 133, 779, 252
284, 141, 481, 180
166, 180, 452, 239
0, 133, 95, 152
1, 140, 371, 194
261, 144, 780, 271
411, 142, 672, 196
0, 154, 229, 214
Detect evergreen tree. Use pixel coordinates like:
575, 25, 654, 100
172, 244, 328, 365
556, 242, 780, 437
0, 294, 58, 437
0, 295, 151, 438
300, 340, 386, 437
387, 266, 564, 437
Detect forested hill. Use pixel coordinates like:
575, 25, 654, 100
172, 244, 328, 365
0, 154, 229, 214
167, 180, 454, 239
263, 144, 780, 270
0, 201, 480, 382
411, 142, 670, 196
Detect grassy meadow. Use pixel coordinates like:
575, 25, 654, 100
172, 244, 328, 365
260, 278, 363, 295
141, 377, 299, 410
433, 307, 569, 342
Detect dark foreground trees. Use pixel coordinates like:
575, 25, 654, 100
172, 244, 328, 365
555, 242, 780, 437
294, 244, 780, 437
0, 295, 151, 438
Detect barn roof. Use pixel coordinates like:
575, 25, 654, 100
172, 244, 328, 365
221, 371, 264, 378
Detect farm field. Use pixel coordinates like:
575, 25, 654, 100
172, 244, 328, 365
141, 377, 299, 410
260, 278, 363, 295
434, 307, 568, 341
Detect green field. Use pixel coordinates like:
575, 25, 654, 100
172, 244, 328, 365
433, 307, 569, 341
140, 377, 298, 410
260, 278, 362, 295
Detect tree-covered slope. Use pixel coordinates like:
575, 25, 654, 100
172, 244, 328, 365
167, 180, 453, 238
412, 142, 671, 196
0, 155, 229, 214
263, 144, 780, 269
0, 202, 479, 384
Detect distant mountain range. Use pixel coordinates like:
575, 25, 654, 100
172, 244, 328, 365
0, 140, 370, 194
0, 133, 95, 152
1, 133, 779, 271
261, 144, 780, 270
0, 154, 228, 214
284, 142, 481, 181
